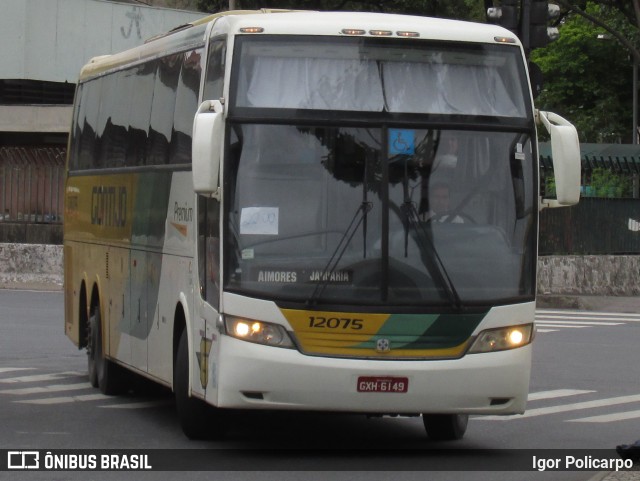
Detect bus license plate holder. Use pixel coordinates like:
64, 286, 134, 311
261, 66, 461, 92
357, 376, 408, 393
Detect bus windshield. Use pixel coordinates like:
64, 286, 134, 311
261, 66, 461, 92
225, 36, 536, 308
225, 125, 536, 307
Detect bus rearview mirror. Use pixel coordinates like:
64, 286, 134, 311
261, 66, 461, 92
537, 110, 581, 209
192, 100, 224, 199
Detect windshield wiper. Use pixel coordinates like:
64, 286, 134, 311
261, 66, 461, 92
393, 155, 461, 309
306, 201, 372, 307
400, 195, 462, 310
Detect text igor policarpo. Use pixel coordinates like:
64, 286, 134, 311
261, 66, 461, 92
533, 455, 633, 472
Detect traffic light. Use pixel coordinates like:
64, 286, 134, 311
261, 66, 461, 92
486, 1, 561, 53
528, 0, 560, 49
486, 0, 519, 35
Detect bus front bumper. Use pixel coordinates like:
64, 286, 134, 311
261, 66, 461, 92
213, 336, 531, 415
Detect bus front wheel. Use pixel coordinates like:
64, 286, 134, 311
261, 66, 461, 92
422, 413, 468, 441
174, 330, 225, 440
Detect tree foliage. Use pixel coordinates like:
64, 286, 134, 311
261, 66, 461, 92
532, 2, 635, 142
531, 1, 640, 143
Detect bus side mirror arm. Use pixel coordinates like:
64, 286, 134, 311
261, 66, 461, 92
192, 100, 224, 200
537, 110, 581, 210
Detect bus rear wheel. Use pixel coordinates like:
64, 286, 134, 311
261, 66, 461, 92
87, 307, 126, 395
422, 413, 468, 441
87, 314, 99, 389
174, 329, 225, 440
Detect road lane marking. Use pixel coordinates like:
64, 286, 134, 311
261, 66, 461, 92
0, 372, 84, 384
0, 368, 172, 409
537, 309, 640, 315
568, 409, 640, 423
15, 393, 111, 404
477, 394, 640, 421
536, 311, 640, 322
0, 382, 91, 395
534, 311, 632, 334
528, 389, 595, 401
536, 324, 586, 329
535, 320, 623, 326
0, 368, 35, 374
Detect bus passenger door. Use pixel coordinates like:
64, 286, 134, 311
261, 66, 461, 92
197, 35, 225, 403
197, 196, 221, 404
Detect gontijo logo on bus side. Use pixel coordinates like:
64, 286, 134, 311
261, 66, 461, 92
280, 309, 485, 359
65, 175, 136, 239
91, 186, 128, 227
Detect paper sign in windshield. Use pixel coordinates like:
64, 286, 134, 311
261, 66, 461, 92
240, 207, 279, 235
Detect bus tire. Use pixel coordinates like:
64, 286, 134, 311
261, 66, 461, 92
88, 307, 126, 395
422, 413, 468, 441
87, 312, 99, 389
175, 329, 219, 440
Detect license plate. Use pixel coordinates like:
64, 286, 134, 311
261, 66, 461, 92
357, 376, 408, 393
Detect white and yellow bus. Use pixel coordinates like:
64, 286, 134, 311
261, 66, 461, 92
64, 9, 580, 440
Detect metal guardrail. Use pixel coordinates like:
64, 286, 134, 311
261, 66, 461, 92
540, 154, 640, 174
0, 146, 65, 224
539, 197, 640, 255
1, 146, 639, 255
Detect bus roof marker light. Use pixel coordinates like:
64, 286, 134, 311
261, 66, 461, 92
370, 30, 392, 36
240, 27, 264, 34
341, 28, 366, 35
494, 36, 517, 44
397, 31, 420, 38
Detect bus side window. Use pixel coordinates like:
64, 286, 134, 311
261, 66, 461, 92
148, 54, 180, 166
203, 38, 226, 101
170, 48, 203, 165
69, 83, 84, 171
98, 70, 133, 168
126, 61, 155, 167
76, 78, 102, 170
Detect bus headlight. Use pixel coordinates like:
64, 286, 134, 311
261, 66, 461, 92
224, 316, 294, 348
467, 324, 533, 354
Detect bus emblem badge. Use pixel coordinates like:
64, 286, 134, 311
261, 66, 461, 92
376, 338, 391, 353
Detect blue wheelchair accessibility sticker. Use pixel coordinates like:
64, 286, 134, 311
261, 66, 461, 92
389, 129, 415, 155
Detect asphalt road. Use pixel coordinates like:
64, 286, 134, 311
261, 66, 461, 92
1, 289, 639, 481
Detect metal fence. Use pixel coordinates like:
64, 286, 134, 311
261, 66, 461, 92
0, 146, 65, 224
539, 197, 640, 255
0, 146, 638, 255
